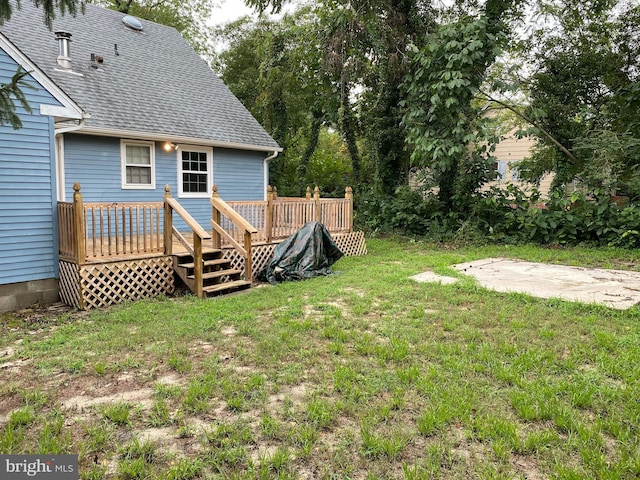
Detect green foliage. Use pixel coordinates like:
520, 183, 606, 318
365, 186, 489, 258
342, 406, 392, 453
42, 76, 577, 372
355, 186, 438, 236
358, 182, 640, 248
402, 0, 519, 211
217, 12, 332, 193
518, 0, 640, 195
0, 0, 84, 29
470, 186, 639, 247
0, 67, 35, 129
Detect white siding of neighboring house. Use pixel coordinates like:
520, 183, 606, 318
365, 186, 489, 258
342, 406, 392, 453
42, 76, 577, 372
483, 130, 554, 198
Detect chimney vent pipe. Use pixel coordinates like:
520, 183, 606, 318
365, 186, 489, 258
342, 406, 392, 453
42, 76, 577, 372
55, 31, 72, 69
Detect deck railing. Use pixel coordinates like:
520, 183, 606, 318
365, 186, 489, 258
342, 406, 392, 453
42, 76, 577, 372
211, 186, 258, 282
225, 185, 353, 245
164, 185, 211, 298
58, 183, 354, 266
58, 183, 165, 264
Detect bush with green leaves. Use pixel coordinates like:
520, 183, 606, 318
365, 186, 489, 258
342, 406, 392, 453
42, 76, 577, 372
357, 183, 640, 248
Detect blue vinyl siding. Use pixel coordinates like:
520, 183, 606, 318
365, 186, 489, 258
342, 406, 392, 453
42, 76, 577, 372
64, 135, 266, 230
0, 49, 61, 285
213, 149, 265, 200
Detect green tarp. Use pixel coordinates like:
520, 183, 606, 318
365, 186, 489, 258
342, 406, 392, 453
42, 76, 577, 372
258, 222, 344, 284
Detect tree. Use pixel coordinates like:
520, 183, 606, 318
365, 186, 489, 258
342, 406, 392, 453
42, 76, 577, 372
216, 11, 336, 194
0, 0, 84, 128
402, 0, 521, 211
0, 67, 32, 129
0, 0, 83, 28
482, 0, 640, 197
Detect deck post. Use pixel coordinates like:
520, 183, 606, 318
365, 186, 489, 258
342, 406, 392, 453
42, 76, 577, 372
72, 183, 85, 265
345, 186, 353, 233
313, 186, 321, 223
163, 185, 173, 255
305, 186, 311, 199
266, 185, 274, 243
244, 230, 253, 283
211, 185, 221, 249
194, 234, 204, 298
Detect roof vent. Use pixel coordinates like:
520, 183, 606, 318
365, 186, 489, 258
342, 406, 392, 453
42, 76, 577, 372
55, 31, 72, 69
122, 15, 143, 31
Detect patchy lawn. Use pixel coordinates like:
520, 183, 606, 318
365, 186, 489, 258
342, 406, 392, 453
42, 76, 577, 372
1, 238, 639, 479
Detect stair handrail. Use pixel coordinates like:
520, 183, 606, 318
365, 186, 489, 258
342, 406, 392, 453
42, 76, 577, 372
164, 185, 211, 298
210, 185, 259, 282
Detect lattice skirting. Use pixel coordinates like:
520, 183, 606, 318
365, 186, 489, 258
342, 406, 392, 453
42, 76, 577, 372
333, 231, 367, 257
59, 257, 174, 310
223, 231, 366, 280
59, 261, 81, 309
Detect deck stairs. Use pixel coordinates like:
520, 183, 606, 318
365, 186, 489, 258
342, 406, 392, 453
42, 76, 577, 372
173, 248, 252, 297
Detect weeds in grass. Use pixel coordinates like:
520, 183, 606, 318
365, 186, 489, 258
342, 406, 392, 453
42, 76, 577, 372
84, 422, 110, 453
3, 239, 640, 479
100, 402, 132, 426
8, 407, 36, 429
148, 398, 173, 427
306, 397, 335, 429
120, 437, 156, 463
163, 458, 202, 480
361, 423, 410, 458
168, 350, 191, 374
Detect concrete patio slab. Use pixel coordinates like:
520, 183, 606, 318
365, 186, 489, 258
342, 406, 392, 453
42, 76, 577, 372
452, 258, 640, 310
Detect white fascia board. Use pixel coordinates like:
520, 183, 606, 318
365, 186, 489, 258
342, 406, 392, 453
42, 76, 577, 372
79, 126, 283, 153
40, 104, 84, 118
0, 32, 87, 120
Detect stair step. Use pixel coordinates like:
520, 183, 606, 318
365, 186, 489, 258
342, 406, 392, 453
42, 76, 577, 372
188, 269, 242, 280
203, 280, 252, 294
179, 258, 230, 269
173, 248, 222, 260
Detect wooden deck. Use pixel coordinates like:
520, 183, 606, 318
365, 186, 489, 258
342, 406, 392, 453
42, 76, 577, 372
57, 184, 365, 310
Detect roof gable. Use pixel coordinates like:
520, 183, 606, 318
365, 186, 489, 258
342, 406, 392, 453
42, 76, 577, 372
0, 31, 85, 120
0, 2, 280, 151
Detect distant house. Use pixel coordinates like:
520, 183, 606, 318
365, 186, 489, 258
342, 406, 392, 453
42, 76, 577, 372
481, 127, 554, 197
409, 128, 554, 198
0, 2, 282, 311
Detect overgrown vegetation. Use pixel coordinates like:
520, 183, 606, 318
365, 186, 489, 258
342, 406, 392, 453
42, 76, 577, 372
2, 238, 640, 478
357, 185, 640, 248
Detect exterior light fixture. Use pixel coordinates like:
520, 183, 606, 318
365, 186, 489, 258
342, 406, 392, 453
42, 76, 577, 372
163, 142, 178, 152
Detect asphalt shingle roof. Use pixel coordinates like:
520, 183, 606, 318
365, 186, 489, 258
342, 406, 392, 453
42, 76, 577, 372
0, 2, 280, 151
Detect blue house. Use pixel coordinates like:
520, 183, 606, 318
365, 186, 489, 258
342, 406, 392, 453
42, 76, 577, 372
0, 2, 282, 311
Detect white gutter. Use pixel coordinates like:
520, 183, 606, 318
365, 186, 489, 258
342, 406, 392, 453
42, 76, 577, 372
55, 118, 85, 135
263, 151, 279, 199
54, 119, 85, 201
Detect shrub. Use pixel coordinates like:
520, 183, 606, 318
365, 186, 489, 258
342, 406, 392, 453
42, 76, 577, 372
356, 183, 640, 248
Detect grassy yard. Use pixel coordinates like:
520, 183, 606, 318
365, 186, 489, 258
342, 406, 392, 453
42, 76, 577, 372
1, 237, 639, 479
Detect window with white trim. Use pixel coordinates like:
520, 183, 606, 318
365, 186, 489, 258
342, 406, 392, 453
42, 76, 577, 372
510, 163, 520, 181
178, 146, 213, 198
121, 140, 155, 189
493, 160, 507, 180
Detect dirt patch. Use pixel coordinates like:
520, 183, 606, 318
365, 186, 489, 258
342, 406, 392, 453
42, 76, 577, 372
156, 373, 185, 386
221, 326, 237, 337
512, 454, 546, 480
62, 387, 154, 411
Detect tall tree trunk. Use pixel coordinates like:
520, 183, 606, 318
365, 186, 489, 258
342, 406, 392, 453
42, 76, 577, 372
339, 85, 361, 184
297, 110, 323, 192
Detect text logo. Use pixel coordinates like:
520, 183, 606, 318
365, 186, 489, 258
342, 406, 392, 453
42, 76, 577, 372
0, 455, 78, 480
